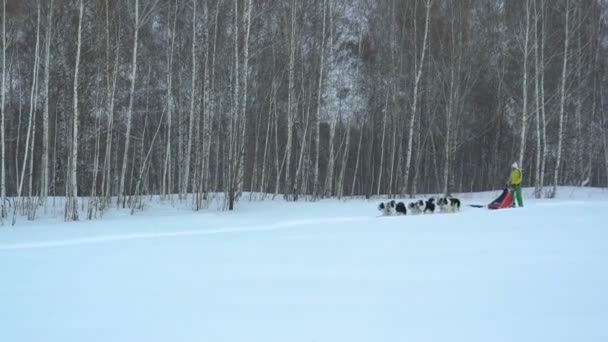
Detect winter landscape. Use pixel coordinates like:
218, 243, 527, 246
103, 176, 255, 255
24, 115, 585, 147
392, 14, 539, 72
2, 187, 608, 342
2, 0, 608, 341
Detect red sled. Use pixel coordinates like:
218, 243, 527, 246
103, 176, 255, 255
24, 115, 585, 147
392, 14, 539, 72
488, 187, 512, 209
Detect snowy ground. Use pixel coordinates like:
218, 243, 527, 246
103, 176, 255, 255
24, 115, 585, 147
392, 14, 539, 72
1, 187, 608, 342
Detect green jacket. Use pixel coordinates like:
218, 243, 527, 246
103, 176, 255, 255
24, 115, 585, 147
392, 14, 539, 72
509, 168, 522, 186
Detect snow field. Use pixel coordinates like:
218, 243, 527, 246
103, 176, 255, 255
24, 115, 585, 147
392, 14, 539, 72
1, 187, 608, 342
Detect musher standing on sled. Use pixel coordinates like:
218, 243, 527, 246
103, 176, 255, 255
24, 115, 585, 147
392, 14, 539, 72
508, 162, 523, 207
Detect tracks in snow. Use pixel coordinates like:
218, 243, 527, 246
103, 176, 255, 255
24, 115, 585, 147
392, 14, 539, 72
0, 216, 371, 251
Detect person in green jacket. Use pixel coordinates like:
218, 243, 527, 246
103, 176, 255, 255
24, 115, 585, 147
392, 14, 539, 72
508, 162, 523, 207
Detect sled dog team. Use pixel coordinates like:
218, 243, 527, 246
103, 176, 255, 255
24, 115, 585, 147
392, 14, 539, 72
377, 196, 461, 216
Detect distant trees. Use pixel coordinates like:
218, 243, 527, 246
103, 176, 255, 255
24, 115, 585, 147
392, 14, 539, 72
0, 0, 607, 224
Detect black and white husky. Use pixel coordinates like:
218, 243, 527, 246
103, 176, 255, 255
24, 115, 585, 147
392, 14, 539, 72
437, 196, 461, 213
378, 200, 396, 216
416, 198, 436, 214
407, 202, 421, 215
378, 200, 407, 216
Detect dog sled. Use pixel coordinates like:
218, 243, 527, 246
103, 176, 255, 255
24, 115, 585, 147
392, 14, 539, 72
469, 186, 512, 210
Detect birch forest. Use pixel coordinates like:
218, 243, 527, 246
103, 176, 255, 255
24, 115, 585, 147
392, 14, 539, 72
1, 0, 607, 222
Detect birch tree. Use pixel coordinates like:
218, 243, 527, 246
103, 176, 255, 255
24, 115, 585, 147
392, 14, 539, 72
235, 0, 252, 203
519, 0, 530, 171
324, 0, 336, 198
101, 0, 121, 208
551, 0, 571, 198
162, 0, 179, 199
284, 0, 296, 199
65, 0, 85, 221
533, 0, 543, 198
41, 0, 54, 209
17, 0, 41, 201
313, 0, 327, 199
1, 0, 6, 221
119, 0, 140, 208
182, 0, 197, 198
402, 0, 431, 196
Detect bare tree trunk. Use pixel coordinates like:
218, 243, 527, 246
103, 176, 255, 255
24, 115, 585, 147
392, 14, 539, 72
182, 0, 197, 198
162, 0, 178, 199
551, 0, 570, 198
119, 0, 139, 208
15, 70, 22, 190
41, 0, 54, 211
573, 4, 584, 184
533, 0, 542, 198
602, 84, 608, 186
28, 80, 38, 201
132, 108, 166, 215
376, 91, 389, 196
205, 0, 220, 199
519, 0, 530, 169
226, 0, 241, 210
402, 0, 431, 196
443, 67, 454, 196
259, 79, 276, 197
88, 111, 101, 220
313, 0, 326, 200
350, 120, 364, 197
324, 0, 336, 198
284, 0, 296, 199
295, 85, 311, 200
101, 3, 120, 208
65, 0, 84, 221
539, 0, 547, 194
0, 0, 5, 221
18, 1, 41, 200
235, 0, 252, 203
388, 105, 397, 196
337, 118, 350, 199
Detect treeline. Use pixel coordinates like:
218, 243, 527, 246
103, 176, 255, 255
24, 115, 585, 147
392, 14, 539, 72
0, 0, 606, 223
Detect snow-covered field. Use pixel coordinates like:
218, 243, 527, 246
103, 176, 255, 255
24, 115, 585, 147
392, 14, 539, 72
1, 187, 608, 342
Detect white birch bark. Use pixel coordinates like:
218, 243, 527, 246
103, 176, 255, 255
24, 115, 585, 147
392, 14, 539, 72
0, 0, 5, 220
376, 91, 389, 196
313, 0, 326, 199
402, 0, 430, 196
573, 5, 584, 183
101, 1, 121, 206
350, 121, 364, 197
119, 0, 139, 208
66, 0, 84, 221
235, 0, 251, 201
519, 0, 530, 170
226, 0, 239, 210
443, 66, 454, 196
533, 0, 542, 198
41, 0, 54, 209
200, 0, 213, 203
539, 0, 547, 194
206, 0, 220, 196
324, 0, 336, 198
551, 0, 570, 197
337, 118, 350, 199
162, 0, 178, 198
18, 1, 41, 199
285, 0, 296, 198
295, 83, 311, 200
182, 0, 197, 198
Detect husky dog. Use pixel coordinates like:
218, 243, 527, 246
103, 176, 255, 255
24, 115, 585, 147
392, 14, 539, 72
407, 202, 421, 215
438, 196, 461, 213
395, 201, 407, 215
416, 198, 436, 213
378, 200, 397, 216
